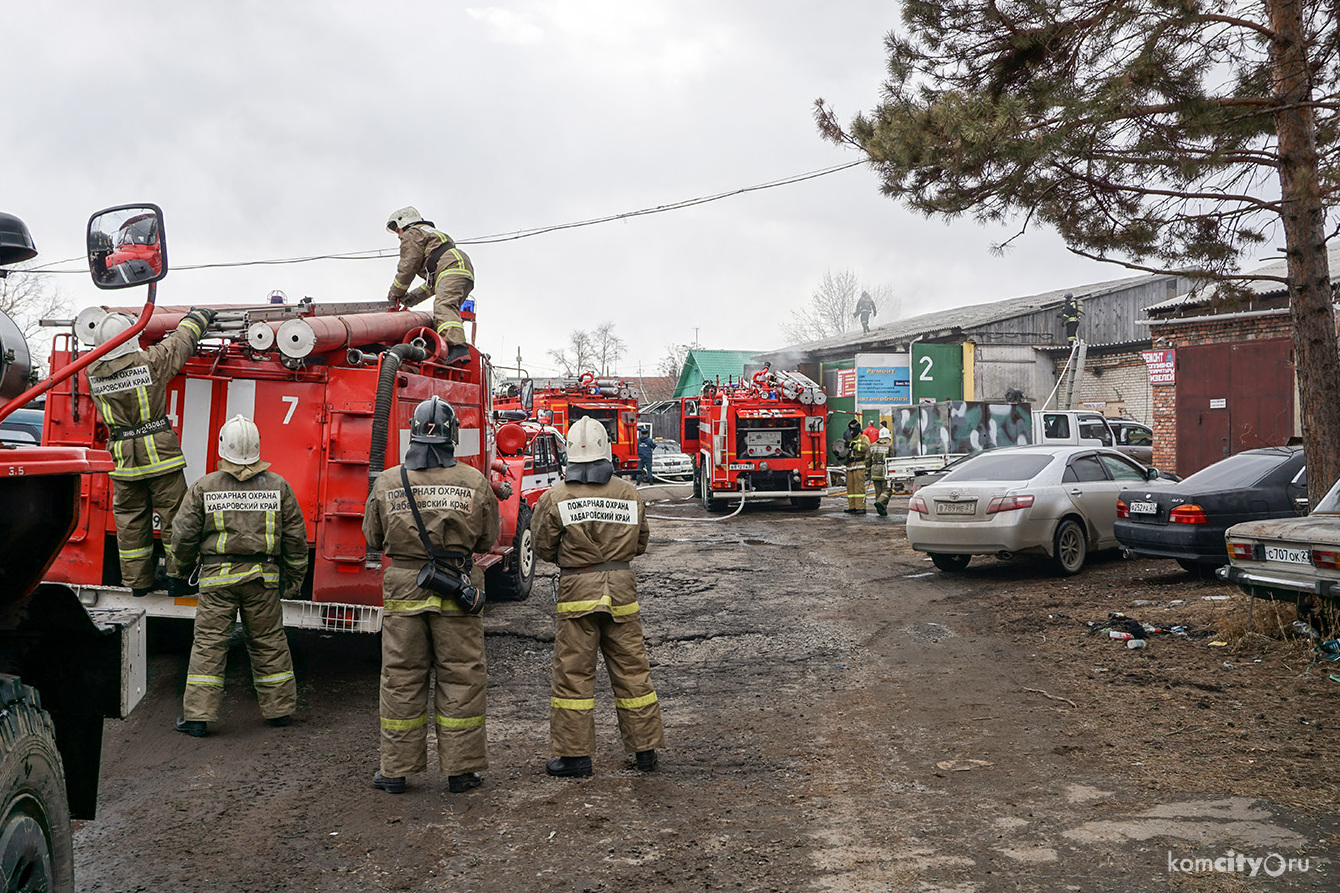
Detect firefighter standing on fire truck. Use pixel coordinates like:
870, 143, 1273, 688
845, 424, 871, 514
170, 415, 308, 737
87, 307, 216, 597
533, 416, 664, 778
362, 396, 500, 795
385, 206, 475, 366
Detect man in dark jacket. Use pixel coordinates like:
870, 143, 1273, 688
637, 430, 656, 484
386, 206, 475, 365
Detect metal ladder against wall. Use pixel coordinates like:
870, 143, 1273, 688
1043, 339, 1088, 410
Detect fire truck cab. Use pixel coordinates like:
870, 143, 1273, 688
496, 372, 640, 477
681, 365, 828, 511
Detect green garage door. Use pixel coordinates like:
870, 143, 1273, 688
911, 344, 963, 402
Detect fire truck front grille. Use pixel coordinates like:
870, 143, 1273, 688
281, 600, 383, 634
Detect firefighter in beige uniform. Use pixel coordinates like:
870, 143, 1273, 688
533, 416, 664, 778
171, 416, 308, 737
385, 206, 475, 366
845, 428, 871, 514
868, 429, 893, 517
362, 397, 500, 795
87, 307, 215, 597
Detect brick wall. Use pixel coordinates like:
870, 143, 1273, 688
1080, 349, 1152, 423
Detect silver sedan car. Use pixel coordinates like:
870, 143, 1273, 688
907, 445, 1160, 575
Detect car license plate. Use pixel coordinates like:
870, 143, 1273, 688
1264, 545, 1311, 565
936, 501, 975, 515
1129, 501, 1157, 514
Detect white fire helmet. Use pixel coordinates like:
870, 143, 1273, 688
386, 206, 423, 233
566, 416, 611, 464
92, 313, 140, 360
218, 414, 262, 465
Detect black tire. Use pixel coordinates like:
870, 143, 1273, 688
790, 496, 821, 510
930, 553, 971, 573
691, 461, 702, 499
1052, 518, 1088, 576
486, 503, 535, 601
701, 470, 722, 512
0, 678, 73, 893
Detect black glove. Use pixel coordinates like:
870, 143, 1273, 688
187, 306, 218, 328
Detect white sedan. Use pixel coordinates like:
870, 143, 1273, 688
907, 445, 1161, 576
651, 439, 694, 481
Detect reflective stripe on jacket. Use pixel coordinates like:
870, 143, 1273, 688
87, 315, 205, 480
533, 476, 649, 621
170, 468, 309, 595
388, 224, 475, 307
361, 462, 500, 616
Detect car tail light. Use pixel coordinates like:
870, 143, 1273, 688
1168, 504, 1208, 524
986, 494, 1035, 514
1116, 499, 1129, 519
908, 495, 929, 515
1226, 541, 1261, 561
1312, 549, 1340, 569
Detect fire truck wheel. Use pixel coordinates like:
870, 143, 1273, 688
487, 503, 535, 601
700, 474, 724, 512
789, 496, 821, 511
0, 678, 74, 893
691, 463, 702, 499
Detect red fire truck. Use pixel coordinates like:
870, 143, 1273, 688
42, 281, 552, 632
496, 372, 641, 476
681, 364, 829, 511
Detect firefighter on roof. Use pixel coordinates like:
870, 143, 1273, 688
362, 396, 500, 795
1059, 292, 1083, 344
87, 306, 215, 598
385, 206, 475, 366
533, 416, 664, 778
846, 423, 871, 514
854, 291, 877, 333
170, 415, 308, 737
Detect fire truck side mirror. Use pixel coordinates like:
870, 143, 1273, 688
519, 378, 534, 412
87, 204, 168, 290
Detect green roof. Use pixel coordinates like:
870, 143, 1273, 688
673, 350, 763, 398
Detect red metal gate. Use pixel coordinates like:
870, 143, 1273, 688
1175, 339, 1294, 476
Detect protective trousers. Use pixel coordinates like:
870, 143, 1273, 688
182, 578, 296, 722
846, 465, 867, 510
380, 611, 487, 777
551, 613, 664, 758
433, 274, 473, 347
873, 477, 893, 509
112, 470, 187, 588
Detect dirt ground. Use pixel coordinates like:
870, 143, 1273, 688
74, 488, 1340, 892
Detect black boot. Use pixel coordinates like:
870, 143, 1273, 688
373, 771, 406, 794
546, 756, 593, 778
448, 772, 483, 793
166, 576, 197, 598
132, 586, 154, 598
875, 503, 887, 517
174, 717, 207, 738
445, 344, 470, 365
265, 715, 292, 727
635, 750, 658, 772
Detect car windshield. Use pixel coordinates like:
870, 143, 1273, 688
1312, 477, 1340, 512
1178, 451, 1293, 489
940, 452, 1054, 483
654, 440, 681, 454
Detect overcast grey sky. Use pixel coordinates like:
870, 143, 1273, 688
6, 1, 1122, 377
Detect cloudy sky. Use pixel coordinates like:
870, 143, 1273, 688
6, 1, 1122, 378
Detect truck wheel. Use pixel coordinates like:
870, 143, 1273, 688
790, 496, 821, 510
1052, 518, 1088, 576
930, 553, 971, 573
701, 470, 722, 512
0, 679, 73, 893
486, 503, 535, 602
691, 462, 702, 498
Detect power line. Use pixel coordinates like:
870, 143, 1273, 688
27, 160, 864, 275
